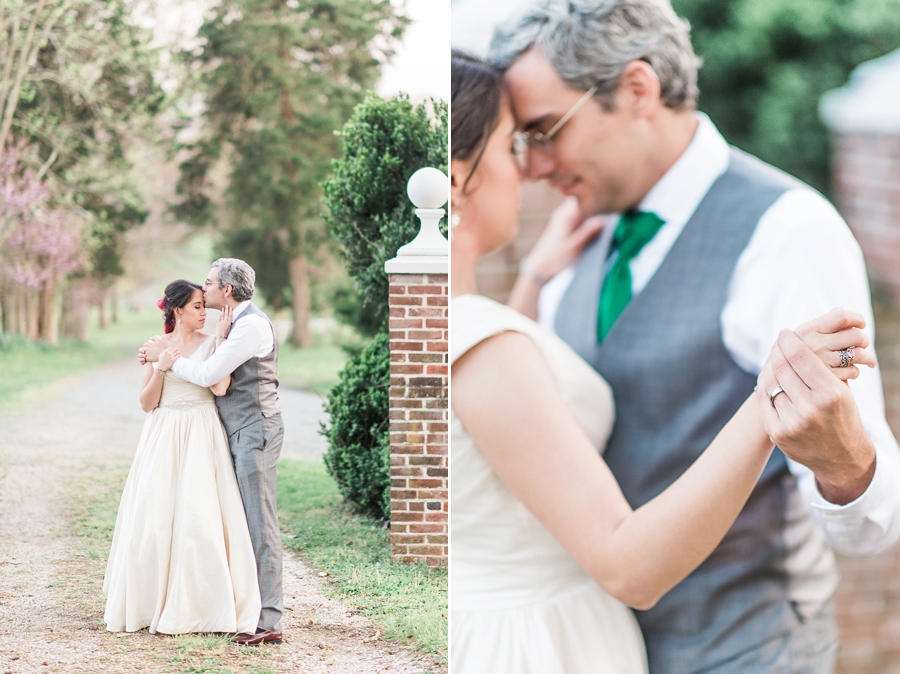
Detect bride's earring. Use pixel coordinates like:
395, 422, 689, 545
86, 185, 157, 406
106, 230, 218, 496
451, 201, 461, 229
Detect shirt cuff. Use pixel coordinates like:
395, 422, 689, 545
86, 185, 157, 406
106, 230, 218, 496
808, 454, 894, 552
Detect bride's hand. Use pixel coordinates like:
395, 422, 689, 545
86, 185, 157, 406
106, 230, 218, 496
793, 308, 877, 381
158, 347, 180, 372
216, 305, 233, 340
756, 308, 878, 504
523, 197, 605, 284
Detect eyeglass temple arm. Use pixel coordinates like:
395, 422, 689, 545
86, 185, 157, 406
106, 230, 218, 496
537, 84, 599, 141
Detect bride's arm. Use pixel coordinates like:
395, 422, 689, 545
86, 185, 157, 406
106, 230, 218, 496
452, 313, 874, 611
139, 347, 178, 412
210, 374, 231, 397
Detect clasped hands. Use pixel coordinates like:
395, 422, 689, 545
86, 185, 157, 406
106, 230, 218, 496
757, 308, 877, 505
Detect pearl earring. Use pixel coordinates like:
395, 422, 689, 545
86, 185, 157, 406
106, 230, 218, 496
451, 212, 460, 228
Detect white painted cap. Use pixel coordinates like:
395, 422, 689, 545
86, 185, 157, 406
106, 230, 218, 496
820, 49, 900, 134
407, 167, 449, 209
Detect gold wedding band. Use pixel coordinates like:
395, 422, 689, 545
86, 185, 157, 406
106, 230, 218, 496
769, 387, 785, 405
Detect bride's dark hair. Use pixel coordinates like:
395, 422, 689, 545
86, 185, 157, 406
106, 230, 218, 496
452, 50, 507, 189
158, 280, 202, 334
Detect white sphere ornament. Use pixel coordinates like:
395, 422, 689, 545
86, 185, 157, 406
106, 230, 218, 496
407, 167, 448, 209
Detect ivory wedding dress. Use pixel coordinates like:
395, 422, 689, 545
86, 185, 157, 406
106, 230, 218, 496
451, 295, 648, 674
103, 336, 261, 634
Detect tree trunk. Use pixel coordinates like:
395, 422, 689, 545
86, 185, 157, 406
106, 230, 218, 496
61, 277, 91, 341
27, 289, 39, 340
37, 276, 57, 344
98, 293, 107, 329
12, 285, 27, 335
110, 286, 118, 324
288, 253, 311, 348
0, 283, 10, 333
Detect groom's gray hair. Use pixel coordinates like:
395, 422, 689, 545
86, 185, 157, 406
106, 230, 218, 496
212, 258, 255, 301
488, 0, 701, 111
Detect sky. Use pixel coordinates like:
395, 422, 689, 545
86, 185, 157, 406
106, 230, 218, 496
378, 0, 450, 103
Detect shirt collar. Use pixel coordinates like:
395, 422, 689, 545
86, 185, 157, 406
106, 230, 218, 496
231, 300, 252, 319
637, 112, 730, 226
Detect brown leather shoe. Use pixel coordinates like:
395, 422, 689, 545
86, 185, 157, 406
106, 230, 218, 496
233, 629, 283, 646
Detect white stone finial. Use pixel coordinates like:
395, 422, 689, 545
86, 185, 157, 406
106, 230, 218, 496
407, 167, 449, 209
384, 167, 449, 275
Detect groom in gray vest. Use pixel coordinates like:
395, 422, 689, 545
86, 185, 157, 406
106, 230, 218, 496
490, 1, 900, 672
143, 258, 284, 646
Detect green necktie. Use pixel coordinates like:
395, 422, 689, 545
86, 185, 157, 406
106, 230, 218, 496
597, 210, 666, 342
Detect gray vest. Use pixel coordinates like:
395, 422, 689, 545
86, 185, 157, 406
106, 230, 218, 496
215, 302, 281, 438
556, 150, 813, 673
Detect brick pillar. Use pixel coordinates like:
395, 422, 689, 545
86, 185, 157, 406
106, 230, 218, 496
830, 132, 900, 304
384, 167, 449, 566
820, 51, 900, 305
387, 274, 448, 565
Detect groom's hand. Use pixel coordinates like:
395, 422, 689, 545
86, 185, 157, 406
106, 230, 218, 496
142, 336, 167, 363
757, 327, 876, 505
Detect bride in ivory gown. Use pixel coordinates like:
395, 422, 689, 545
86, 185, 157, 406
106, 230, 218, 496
103, 279, 260, 635
449, 52, 878, 674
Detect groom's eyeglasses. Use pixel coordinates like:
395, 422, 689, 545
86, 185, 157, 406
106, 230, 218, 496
517, 84, 599, 153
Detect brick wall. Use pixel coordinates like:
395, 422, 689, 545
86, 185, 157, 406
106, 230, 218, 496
834, 299, 900, 673
831, 133, 900, 303
387, 273, 449, 566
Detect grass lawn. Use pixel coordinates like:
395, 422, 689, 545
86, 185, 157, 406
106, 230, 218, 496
1, 306, 349, 409
0, 307, 161, 409
276, 343, 348, 395
277, 458, 447, 665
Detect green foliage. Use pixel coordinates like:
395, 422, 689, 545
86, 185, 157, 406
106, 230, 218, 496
673, 0, 900, 194
320, 331, 390, 518
174, 0, 408, 312
330, 275, 383, 338
323, 94, 448, 328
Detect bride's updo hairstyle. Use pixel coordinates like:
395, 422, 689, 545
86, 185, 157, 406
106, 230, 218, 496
452, 50, 507, 190
158, 280, 202, 334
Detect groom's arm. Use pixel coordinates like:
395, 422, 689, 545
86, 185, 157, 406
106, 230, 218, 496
170, 317, 267, 388
724, 187, 900, 556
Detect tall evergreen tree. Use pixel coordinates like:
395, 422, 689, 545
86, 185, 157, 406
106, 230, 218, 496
174, 0, 407, 347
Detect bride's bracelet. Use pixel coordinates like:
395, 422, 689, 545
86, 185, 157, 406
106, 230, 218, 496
519, 256, 550, 287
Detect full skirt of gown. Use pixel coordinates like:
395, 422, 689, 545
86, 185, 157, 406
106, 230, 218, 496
103, 337, 261, 634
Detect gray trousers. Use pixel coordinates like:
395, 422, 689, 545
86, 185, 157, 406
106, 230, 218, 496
229, 413, 284, 632
691, 602, 838, 674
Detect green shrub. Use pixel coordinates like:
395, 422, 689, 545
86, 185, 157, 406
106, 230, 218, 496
672, 0, 900, 196
322, 93, 448, 329
320, 331, 391, 519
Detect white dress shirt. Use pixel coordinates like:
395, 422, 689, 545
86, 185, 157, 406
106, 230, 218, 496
539, 113, 900, 556
172, 301, 275, 389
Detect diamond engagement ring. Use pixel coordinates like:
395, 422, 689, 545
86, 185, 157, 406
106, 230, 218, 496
839, 347, 855, 368
769, 387, 785, 405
